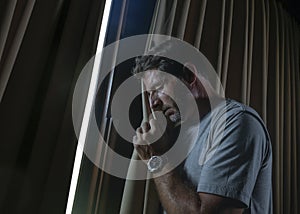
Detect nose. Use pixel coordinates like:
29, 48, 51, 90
149, 90, 162, 110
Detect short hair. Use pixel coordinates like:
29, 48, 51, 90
132, 40, 192, 79
132, 55, 186, 78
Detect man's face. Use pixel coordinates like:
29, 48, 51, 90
143, 70, 182, 124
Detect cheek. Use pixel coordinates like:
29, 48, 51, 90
160, 85, 176, 100
159, 93, 178, 108
159, 82, 181, 107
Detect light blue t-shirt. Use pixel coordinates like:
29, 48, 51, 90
183, 99, 273, 213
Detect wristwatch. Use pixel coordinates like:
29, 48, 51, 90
147, 156, 165, 173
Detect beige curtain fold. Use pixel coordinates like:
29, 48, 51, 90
242, 0, 250, 104
0, 0, 36, 101
0, 0, 105, 212
290, 18, 298, 214
273, 2, 281, 213
0, 0, 17, 61
119, 0, 300, 213
194, 0, 207, 49
216, 0, 226, 86
262, 0, 269, 122
294, 19, 300, 214
220, 0, 233, 93
247, 0, 255, 105
120, 150, 148, 214
278, 4, 287, 214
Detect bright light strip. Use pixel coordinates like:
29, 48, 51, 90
65, 0, 113, 213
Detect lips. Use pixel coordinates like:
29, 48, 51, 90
164, 108, 175, 117
162, 107, 181, 123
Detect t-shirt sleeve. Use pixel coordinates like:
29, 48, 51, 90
197, 111, 268, 207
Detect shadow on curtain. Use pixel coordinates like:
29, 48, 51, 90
1, 0, 299, 213
147, 0, 300, 213
119, 0, 299, 213
0, 0, 105, 213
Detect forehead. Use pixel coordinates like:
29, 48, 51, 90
143, 69, 161, 80
143, 70, 166, 88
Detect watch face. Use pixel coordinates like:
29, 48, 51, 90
147, 156, 163, 173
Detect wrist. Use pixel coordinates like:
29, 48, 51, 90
147, 155, 168, 173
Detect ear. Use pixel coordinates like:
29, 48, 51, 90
182, 62, 197, 86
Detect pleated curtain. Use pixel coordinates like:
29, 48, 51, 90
1, 0, 299, 213
121, 0, 300, 213
0, 0, 105, 213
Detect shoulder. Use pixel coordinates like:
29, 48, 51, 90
211, 99, 272, 160
224, 99, 270, 139
211, 99, 269, 135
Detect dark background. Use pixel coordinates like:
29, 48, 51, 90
0, 0, 298, 213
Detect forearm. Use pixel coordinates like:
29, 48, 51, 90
153, 168, 201, 214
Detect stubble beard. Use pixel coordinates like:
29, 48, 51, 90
169, 111, 181, 124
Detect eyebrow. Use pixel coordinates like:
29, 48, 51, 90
148, 78, 166, 91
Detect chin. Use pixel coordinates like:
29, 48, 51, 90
169, 112, 181, 123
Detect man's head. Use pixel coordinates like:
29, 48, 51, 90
133, 54, 209, 124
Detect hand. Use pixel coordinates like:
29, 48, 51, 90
133, 115, 178, 161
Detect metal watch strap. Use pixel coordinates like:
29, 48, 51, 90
147, 155, 166, 173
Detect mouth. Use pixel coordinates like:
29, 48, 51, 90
163, 107, 181, 123
163, 107, 174, 117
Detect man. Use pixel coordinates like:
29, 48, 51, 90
132, 43, 273, 213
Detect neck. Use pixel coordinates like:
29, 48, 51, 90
196, 98, 211, 120
196, 95, 223, 120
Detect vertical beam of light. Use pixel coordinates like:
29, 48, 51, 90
65, 0, 113, 213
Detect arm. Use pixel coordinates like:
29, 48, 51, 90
153, 167, 244, 214
133, 120, 245, 214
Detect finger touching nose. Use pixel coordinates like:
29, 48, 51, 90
150, 93, 163, 110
